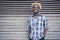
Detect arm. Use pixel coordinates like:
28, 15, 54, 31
27, 25, 31, 35
44, 29, 48, 37
43, 16, 48, 38
26, 16, 31, 35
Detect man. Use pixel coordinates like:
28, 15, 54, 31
27, 2, 48, 40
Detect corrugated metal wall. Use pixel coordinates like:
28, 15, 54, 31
0, 0, 60, 40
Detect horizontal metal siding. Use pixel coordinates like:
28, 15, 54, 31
0, 0, 60, 40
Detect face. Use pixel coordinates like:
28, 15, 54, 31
32, 4, 40, 13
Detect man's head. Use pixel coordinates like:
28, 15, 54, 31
31, 2, 42, 13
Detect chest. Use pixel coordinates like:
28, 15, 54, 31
31, 16, 43, 24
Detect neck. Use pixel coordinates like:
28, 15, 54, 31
33, 12, 39, 16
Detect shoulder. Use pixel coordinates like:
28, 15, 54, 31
39, 14, 45, 17
38, 12, 46, 18
27, 15, 33, 21
39, 14, 46, 20
28, 15, 33, 18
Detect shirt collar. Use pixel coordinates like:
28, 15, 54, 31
32, 12, 42, 17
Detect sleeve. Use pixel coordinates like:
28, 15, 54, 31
43, 16, 48, 30
26, 16, 31, 31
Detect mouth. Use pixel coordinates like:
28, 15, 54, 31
34, 10, 38, 12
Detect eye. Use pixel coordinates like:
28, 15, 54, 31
33, 4, 40, 8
